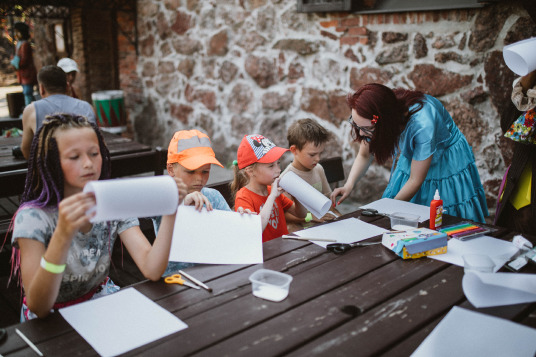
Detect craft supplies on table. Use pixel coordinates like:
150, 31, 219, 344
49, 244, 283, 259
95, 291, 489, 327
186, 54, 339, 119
382, 228, 448, 259
438, 221, 491, 241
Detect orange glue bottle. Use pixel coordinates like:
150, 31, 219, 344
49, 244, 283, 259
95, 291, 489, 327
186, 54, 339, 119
429, 189, 443, 230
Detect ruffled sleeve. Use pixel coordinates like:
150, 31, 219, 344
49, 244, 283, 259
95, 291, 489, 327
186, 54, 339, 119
399, 95, 451, 164
511, 77, 536, 111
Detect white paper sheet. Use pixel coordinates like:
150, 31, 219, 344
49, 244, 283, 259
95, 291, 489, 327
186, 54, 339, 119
293, 217, 386, 248
59, 288, 187, 357
503, 37, 536, 76
279, 171, 331, 218
428, 236, 518, 272
360, 198, 429, 222
411, 306, 536, 357
463, 272, 536, 308
83, 176, 178, 222
170, 205, 263, 264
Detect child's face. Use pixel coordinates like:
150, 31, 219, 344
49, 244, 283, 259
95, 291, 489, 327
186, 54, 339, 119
291, 142, 326, 171
56, 127, 102, 196
168, 163, 211, 193
251, 161, 281, 186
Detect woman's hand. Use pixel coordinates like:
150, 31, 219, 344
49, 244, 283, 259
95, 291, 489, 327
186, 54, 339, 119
330, 186, 352, 206
184, 191, 213, 211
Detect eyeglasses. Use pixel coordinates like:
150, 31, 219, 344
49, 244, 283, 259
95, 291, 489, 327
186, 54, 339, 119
347, 115, 375, 137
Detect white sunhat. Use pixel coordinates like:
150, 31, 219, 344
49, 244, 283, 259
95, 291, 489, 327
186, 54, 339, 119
57, 58, 79, 73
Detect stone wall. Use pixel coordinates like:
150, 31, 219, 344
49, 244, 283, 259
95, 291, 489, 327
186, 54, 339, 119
127, 0, 535, 218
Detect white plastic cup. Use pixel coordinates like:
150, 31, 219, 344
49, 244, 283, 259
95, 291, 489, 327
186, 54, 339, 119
249, 269, 293, 302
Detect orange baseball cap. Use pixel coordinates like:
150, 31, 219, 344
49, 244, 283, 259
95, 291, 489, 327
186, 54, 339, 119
167, 130, 224, 170
237, 134, 289, 169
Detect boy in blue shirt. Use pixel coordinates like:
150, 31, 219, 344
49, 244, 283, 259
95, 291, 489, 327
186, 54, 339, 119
158, 130, 231, 274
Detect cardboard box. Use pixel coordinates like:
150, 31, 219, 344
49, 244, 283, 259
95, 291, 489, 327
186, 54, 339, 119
382, 228, 448, 259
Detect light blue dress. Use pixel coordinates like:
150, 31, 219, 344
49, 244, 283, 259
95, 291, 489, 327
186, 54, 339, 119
382, 95, 488, 223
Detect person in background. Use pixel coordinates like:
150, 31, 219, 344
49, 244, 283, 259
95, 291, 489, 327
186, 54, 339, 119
11, 113, 187, 320
155, 129, 231, 275
231, 134, 307, 242
10, 22, 37, 107
495, 70, 536, 234
21, 65, 96, 159
282, 118, 337, 231
57, 58, 80, 98
331, 83, 488, 223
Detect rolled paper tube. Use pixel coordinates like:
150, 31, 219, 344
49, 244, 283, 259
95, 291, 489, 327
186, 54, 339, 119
503, 37, 536, 76
83, 175, 179, 222
279, 171, 331, 219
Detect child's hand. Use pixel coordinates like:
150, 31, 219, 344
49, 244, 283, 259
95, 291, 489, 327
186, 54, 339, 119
184, 192, 213, 212
56, 192, 96, 238
172, 177, 188, 203
269, 177, 284, 199
236, 207, 256, 215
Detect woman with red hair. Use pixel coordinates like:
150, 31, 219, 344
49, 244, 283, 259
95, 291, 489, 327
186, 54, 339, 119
331, 83, 488, 223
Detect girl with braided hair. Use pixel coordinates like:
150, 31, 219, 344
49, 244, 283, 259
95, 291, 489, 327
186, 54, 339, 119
11, 113, 187, 320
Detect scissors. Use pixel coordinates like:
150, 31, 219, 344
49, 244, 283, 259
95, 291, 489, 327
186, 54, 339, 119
165, 274, 200, 289
327, 241, 381, 255
361, 208, 390, 217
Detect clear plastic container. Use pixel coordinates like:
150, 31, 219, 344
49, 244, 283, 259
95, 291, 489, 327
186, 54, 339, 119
249, 269, 293, 302
389, 212, 419, 229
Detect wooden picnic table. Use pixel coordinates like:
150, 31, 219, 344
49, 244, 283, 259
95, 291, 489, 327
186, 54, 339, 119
0, 211, 535, 356
0, 131, 153, 173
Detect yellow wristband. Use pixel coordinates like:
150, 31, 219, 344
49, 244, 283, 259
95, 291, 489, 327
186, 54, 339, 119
40, 257, 66, 274
305, 212, 313, 223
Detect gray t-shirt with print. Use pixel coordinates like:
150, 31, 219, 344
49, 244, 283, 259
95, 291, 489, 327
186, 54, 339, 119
12, 206, 138, 303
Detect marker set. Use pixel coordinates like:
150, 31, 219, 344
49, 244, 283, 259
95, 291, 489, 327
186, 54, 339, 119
438, 222, 491, 241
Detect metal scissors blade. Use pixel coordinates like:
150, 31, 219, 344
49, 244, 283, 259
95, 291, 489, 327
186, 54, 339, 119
165, 274, 200, 289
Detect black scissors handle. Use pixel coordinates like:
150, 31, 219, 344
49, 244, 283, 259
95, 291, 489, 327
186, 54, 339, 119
361, 209, 389, 217
327, 241, 381, 254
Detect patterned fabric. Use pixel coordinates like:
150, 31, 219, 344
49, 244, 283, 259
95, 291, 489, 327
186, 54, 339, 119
235, 186, 294, 242
382, 95, 488, 223
12, 206, 138, 303
504, 109, 536, 144
512, 77, 536, 111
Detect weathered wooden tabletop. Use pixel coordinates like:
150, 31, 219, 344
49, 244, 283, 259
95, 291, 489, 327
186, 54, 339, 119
0, 211, 535, 356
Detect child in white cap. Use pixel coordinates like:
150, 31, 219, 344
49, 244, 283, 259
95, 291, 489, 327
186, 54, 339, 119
57, 58, 79, 98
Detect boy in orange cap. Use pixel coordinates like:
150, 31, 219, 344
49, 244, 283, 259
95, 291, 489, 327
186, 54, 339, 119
166, 129, 231, 211
157, 130, 231, 274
